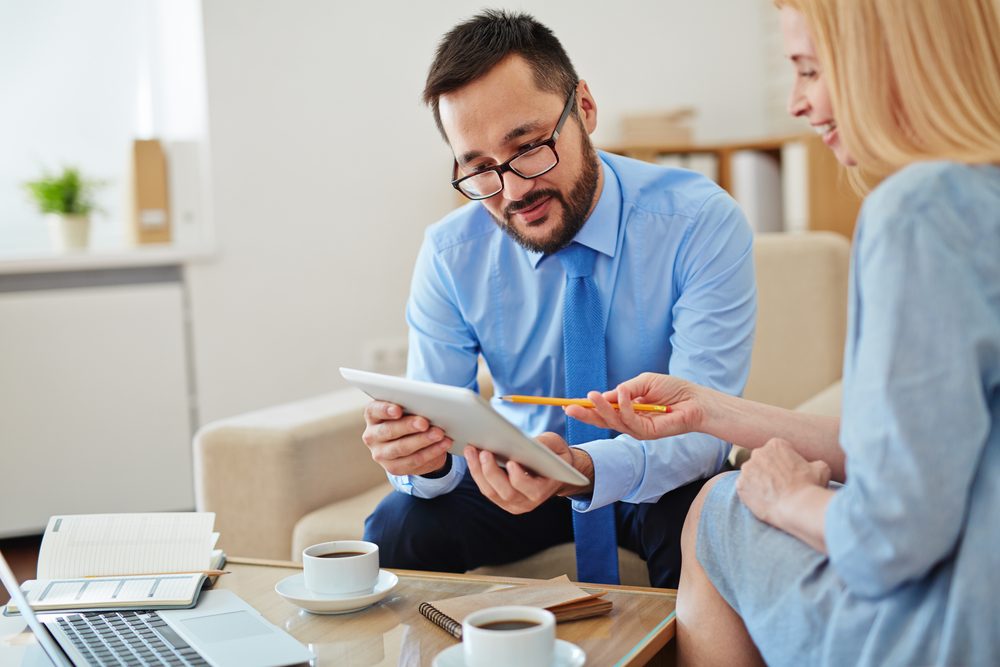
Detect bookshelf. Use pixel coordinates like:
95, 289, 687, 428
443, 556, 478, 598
602, 134, 862, 239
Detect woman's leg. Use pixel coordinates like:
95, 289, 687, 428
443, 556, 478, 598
676, 472, 764, 667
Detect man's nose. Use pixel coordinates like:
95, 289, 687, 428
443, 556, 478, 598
501, 171, 535, 201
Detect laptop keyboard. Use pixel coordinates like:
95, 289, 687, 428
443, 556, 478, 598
55, 610, 210, 666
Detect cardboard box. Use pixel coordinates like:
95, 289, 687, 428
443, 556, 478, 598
619, 108, 695, 147
131, 139, 172, 244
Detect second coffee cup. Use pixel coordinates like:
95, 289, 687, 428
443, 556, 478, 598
462, 606, 556, 667
302, 540, 379, 596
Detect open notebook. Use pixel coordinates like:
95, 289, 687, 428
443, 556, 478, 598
5, 513, 224, 614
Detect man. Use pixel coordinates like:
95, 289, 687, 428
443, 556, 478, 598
361, 10, 755, 588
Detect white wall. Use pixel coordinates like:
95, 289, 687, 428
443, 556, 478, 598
191, 0, 773, 423
0, 0, 207, 254
0, 1, 144, 251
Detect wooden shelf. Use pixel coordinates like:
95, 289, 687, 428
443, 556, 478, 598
602, 134, 862, 239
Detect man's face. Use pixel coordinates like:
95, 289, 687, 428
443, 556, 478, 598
439, 55, 602, 254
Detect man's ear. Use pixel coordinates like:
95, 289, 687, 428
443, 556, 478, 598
576, 80, 598, 135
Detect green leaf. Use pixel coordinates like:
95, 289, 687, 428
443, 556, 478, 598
23, 166, 106, 215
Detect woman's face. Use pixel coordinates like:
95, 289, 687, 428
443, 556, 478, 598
780, 7, 856, 166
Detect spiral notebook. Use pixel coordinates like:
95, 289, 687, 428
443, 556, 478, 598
419, 575, 612, 639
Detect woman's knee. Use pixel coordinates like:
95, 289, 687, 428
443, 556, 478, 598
681, 471, 737, 561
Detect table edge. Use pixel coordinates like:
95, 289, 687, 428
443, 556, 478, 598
227, 556, 678, 597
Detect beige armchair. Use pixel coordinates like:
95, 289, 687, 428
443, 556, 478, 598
194, 231, 849, 585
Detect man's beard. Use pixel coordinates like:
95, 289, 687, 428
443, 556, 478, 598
490, 131, 601, 255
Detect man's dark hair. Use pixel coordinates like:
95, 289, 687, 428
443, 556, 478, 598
423, 10, 579, 139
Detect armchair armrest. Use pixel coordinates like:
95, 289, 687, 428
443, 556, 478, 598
793, 379, 842, 417
193, 389, 384, 560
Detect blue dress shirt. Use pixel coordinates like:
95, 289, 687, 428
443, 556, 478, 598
392, 151, 756, 510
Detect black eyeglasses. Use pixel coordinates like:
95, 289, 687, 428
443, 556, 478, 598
451, 86, 578, 201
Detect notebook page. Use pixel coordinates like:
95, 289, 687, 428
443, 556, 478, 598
37, 513, 216, 579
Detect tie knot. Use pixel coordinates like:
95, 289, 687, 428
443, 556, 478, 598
556, 243, 598, 278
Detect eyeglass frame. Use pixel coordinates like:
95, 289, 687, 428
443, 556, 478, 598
450, 84, 579, 201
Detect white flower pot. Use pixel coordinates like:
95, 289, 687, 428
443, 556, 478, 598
46, 213, 91, 252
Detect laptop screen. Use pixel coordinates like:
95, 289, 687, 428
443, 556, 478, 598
0, 549, 72, 667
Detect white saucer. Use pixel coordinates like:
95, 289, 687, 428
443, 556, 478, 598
432, 639, 585, 667
274, 569, 398, 614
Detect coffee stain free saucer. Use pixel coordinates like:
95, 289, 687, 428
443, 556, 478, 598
432, 639, 586, 667
275, 569, 398, 615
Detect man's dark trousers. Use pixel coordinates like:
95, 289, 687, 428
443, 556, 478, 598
363, 468, 709, 588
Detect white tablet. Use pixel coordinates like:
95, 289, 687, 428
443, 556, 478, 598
340, 367, 588, 486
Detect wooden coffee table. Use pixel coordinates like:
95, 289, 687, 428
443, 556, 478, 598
222, 557, 677, 666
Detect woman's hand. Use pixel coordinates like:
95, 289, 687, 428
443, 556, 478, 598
564, 372, 711, 441
736, 438, 832, 528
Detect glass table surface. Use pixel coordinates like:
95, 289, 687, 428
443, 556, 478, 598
220, 557, 677, 667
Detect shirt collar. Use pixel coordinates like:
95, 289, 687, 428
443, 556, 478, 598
527, 158, 621, 268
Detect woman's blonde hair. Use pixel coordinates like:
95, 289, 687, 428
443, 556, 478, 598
776, 0, 1000, 189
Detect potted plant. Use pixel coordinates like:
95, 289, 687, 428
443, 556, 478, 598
24, 166, 104, 251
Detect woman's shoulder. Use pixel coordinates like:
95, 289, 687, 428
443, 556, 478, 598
859, 161, 1000, 240
867, 161, 999, 213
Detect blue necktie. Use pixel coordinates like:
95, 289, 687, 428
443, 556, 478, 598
557, 243, 619, 585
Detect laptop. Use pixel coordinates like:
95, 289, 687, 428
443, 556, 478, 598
0, 550, 313, 667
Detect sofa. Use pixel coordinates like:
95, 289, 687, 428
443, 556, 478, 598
194, 231, 850, 586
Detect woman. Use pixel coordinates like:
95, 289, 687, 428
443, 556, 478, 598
568, 0, 1000, 664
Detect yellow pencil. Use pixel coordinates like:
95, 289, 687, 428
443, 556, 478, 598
83, 570, 230, 579
501, 395, 671, 413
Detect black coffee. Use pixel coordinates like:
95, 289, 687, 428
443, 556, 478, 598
317, 551, 366, 558
475, 620, 540, 631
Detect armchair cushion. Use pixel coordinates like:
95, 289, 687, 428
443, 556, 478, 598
743, 232, 849, 408
292, 482, 393, 559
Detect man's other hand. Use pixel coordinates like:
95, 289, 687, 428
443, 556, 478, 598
464, 432, 594, 514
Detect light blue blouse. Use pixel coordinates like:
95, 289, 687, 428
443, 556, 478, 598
699, 161, 1000, 665
827, 161, 1000, 662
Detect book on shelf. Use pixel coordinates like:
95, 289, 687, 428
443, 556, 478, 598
4, 512, 225, 615
730, 150, 784, 233
418, 575, 613, 639
781, 141, 810, 233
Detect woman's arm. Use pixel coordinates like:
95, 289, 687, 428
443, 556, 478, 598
567, 374, 847, 482
703, 389, 845, 482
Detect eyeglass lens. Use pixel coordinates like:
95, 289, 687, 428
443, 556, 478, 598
457, 144, 558, 198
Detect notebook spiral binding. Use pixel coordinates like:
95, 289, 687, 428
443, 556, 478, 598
418, 601, 463, 639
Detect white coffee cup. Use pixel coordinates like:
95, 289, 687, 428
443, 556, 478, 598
302, 540, 379, 596
462, 606, 556, 667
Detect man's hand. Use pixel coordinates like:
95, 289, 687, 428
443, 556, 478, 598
464, 432, 594, 514
362, 400, 453, 476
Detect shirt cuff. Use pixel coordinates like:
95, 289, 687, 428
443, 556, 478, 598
568, 433, 731, 512
389, 454, 467, 499
569, 438, 641, 512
